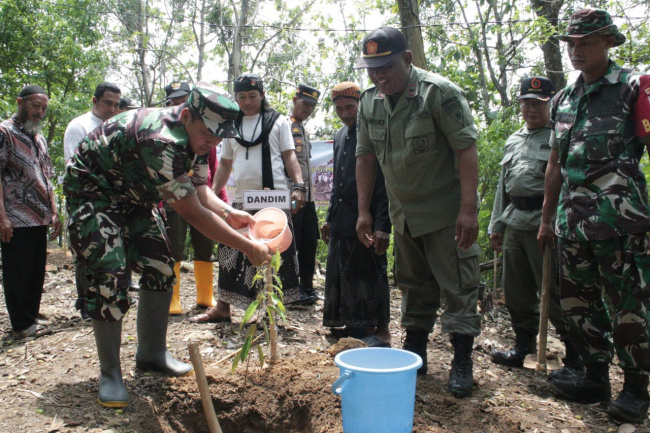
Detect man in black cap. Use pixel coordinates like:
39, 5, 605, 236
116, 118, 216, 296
354, 26, 481, 399
538, 8, 650, 423
119, 97, 140, 113
164, 80, 191, 107
489, 77, 580, 376
288, 83, 322, 305
0, 85, 61, 339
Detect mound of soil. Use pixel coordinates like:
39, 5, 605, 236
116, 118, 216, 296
0, 244, 645, 432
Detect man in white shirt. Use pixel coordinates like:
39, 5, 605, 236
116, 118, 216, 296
64, 82, 121, 320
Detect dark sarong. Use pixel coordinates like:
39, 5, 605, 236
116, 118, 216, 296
217, 204, 300, 310
323, 236, 390, 328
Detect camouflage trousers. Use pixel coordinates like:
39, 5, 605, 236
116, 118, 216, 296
67, 198, 175, 321
558, 235, 650, 374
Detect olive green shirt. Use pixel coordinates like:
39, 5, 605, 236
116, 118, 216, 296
489, 125, 551, 233
356, 66, 479, 237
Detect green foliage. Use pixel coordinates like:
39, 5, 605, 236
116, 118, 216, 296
0, 0, 111, 177
231, 250, 284, 372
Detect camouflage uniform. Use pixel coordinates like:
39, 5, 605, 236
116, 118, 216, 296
551, 61, 650, 373
63, 106, 209, 321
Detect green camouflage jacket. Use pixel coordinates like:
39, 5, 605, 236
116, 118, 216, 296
551, 61, 650, 240
63, 106, 208, 205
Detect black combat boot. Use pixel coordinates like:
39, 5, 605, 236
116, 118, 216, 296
548, 340, 585, 382
448, 333, 474, 398
491, 330, 536, 368
403, 329, 429, 376
607, 372, 650, 424
550, 361, 611, 403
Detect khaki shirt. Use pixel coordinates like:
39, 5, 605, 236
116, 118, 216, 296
356, 66, 478, 237
489, 125, 551, 233
289, 118, 313, 202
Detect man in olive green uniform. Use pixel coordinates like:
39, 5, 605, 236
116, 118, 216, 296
538, 8, 650, 423
64, 82, 272, 408
289, 83, 322, 305
355, 27, 481, 398
489, 77, 580, 374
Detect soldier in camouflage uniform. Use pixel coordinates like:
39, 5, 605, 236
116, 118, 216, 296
537, 8, 650, 423
63, 82, 272, 408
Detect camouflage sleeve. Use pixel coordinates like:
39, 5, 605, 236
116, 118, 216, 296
189, 154, 209, 187
146, 139, 197, 203
433, 82, 479, 152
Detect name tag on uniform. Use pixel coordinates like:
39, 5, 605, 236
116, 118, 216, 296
243, 190, 291, 211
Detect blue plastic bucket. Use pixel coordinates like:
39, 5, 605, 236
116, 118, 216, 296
332, 348, 422, 433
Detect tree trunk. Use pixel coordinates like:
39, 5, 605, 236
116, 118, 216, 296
195, 0, 206, 81
530, 0, 566, 91
229, 0, 250, 93
397, 0, 427, 70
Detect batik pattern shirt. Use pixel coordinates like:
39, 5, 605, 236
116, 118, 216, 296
0, 116, 55, 227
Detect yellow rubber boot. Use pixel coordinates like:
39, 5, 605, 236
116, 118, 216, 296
194, 261, 216, 308
169, 262, 182, 315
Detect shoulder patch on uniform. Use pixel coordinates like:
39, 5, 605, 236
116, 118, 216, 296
292, 127, 300, 133
441, 97, 464, 126
408, 83, 417, 97
295, 145, 303, 153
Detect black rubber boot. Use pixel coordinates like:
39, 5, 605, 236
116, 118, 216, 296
448, 333, 474, 398
551, 362, 611, 403
491, 330, 536, 368
135, 290, 194, 377
608, 372, 650, 424
92, 319, 129, 408
403, 329, 429, 376
548, 340, 585, 382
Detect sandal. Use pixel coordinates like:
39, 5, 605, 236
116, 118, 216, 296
189, 308, 231, 324
13, 323, 52, 339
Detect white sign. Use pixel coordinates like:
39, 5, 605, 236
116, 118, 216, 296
242, 190, 291, 211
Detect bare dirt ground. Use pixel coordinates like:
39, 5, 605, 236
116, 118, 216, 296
1, 244, 648, 433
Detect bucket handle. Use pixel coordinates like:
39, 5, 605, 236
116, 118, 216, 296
331, 371, 354, 395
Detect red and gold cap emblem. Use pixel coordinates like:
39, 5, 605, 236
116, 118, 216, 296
366, 40, 378, 55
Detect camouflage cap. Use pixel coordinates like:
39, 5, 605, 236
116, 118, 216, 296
556, 8, 625, 47
188, 82, 241, 138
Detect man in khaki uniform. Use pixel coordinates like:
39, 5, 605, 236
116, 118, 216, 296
355, 27, 481, 398
489, 77, 581, 375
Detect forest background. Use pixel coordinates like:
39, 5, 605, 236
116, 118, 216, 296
1, 0, 649, 276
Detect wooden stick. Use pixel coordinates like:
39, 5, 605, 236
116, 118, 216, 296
265, 265, 278, 361
188, 343, 223, 433
536, 245, 552, 374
